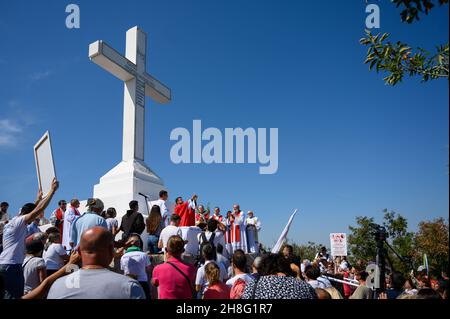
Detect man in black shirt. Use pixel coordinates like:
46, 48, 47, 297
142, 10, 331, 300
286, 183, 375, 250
119, 200, 145, 241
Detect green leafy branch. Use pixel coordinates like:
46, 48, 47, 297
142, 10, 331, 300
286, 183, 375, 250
360, 30, 449, 85
391, 0, 448, 23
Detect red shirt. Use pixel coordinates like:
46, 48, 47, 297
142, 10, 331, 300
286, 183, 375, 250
343, 271, 353, 297
152, 257, 196, 299
204, 282, 231, 299
174, 201, 195, 227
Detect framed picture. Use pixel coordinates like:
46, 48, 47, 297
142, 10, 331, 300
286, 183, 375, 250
34, 131, 56, 196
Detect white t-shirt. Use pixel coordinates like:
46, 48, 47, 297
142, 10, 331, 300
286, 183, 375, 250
43, 243, 67, 270
120, 250, 151, 282
159, 225, 182, 250
308, 276, 332, 289
23, 256, 46, 293
195, 260, 228, 294
0, 215, 27, 265
105, 218, 118, 233
226, 273, 253, 287
179, 226, 202, 256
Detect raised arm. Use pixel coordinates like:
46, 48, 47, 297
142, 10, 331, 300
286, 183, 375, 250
34, 188, 43, 206
24, 179, 59, 224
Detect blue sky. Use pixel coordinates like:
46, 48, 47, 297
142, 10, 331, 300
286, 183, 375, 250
0, 1, 448, 247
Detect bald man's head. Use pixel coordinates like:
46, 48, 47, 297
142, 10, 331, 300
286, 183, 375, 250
79, 226, 114, 268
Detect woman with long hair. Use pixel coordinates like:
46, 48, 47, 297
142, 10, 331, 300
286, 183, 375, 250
203, 262, 230, 299
146, 205, 163, 254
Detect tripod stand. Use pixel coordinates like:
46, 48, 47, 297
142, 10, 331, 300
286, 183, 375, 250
370, 223, 413, 297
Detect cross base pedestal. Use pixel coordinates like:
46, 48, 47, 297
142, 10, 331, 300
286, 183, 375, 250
93, 159, 164, 221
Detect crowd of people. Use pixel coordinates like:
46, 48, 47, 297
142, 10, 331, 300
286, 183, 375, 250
0, 179, 448, 300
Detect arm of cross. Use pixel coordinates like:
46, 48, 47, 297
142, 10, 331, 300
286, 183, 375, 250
89, 40, 171, 104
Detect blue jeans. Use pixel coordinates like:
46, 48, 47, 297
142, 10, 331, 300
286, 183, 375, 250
0, 264, 24, 299
147, 235, 160, 254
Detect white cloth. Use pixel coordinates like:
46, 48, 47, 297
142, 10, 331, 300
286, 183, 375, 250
231, 212, 248, 253
195, 260, 228, 294
271, 209, 298, 253
179, 226, 202, 256
120, 250, 151, 282
43, 243, 67, 270
226, 273, 253, 287
0, 215, 27, 265
159, 225, 182, 250
61, 206, 80, 251
245, 216, 261, 254
105, 218, 118, 233
153, 199, 170, 227
308, 276, 332, 289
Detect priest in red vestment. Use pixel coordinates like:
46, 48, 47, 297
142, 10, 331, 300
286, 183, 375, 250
174, 195, 197, 227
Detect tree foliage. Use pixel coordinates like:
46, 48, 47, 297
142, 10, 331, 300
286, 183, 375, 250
360, 31, 449, 85
415, 217, 449, 275
360, 0, 449, 85
286, 240, 325, 261
391, 0, 448, 23
348, 210, 416, 274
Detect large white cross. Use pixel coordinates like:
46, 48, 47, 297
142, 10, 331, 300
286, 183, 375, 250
88, 26, 171, 162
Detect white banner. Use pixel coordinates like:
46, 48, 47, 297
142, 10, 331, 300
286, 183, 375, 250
330, 232, 347, 256
271, 209, 298, 253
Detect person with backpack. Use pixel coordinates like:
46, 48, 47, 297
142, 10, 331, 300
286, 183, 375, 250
197, 218, 227, 262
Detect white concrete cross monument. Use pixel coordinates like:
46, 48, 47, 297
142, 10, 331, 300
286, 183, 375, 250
88, 26, 172, 227
89, 26, 171, 161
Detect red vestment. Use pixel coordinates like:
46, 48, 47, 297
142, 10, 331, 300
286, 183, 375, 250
174, 201, 195, 227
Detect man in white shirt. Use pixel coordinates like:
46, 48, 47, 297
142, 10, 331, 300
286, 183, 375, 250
153, 190, 170, 227
0, 179, 59, 299
120, 235, 152, 299
158, 214, 182, 253
179, 225, 202, 257
197, 219, 227, 259
304, 264, 332, 289
226, 249, 253, 287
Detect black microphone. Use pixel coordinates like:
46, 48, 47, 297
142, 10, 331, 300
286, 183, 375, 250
138, 192, 148, 198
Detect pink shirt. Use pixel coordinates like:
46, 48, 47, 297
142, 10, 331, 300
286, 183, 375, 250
152, 257, 196, 299
204, 282, 231, 299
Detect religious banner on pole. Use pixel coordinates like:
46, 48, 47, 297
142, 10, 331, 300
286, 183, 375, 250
329, 232, 347, 256
271, 209, 298, 253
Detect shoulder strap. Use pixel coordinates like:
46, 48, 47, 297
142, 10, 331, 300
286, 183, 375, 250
201, 232, 207, 243
166, 261, 195, 297
23, 256, 37, 269
209, 232, 215, 244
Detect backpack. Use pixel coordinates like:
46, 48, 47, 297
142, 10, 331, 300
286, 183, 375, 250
199, 232, 217, 261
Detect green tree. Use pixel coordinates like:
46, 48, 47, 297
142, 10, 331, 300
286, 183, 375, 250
286, 240, 325, 261
415, 217, 449, 275
348, 216, 377, 263
348, 210, 416, 274
360, 0, 449, 85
